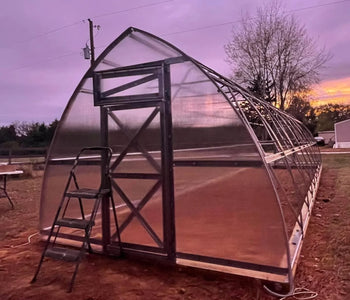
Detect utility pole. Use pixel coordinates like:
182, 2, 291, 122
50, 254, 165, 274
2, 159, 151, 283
87, 17, 109, 252
88, 18, 95, 66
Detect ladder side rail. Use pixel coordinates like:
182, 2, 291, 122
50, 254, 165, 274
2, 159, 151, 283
70, 164, 85, 220
84, 195, 103, 251
53, 150, 88, 246
109, 184, 121, 244
31, 169, 76, 283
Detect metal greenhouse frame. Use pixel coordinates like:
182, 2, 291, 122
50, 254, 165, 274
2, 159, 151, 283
39, 27, 321, 294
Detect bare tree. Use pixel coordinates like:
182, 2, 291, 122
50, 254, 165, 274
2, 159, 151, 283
225, 2, 331, 110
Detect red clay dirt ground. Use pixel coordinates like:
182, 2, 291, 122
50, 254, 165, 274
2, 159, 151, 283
0, 152, 350, 299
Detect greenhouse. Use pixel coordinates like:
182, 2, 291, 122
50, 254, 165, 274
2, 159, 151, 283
39, 27, 322, 291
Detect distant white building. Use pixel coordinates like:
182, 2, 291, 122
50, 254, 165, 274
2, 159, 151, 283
334, 119, 350, 148
318, 131, 335, 145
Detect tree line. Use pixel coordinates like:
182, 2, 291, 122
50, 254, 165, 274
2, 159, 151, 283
0, 120, 58, 148
0, 101, 348, 149
286, 100, 350, 134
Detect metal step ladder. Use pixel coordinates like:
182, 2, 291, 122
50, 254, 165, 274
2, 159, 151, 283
31, 147, 122, 292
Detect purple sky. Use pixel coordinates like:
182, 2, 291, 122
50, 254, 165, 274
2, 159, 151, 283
1, 0, 350, 125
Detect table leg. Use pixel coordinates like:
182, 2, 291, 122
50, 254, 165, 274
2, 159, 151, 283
1, 175, 14, 209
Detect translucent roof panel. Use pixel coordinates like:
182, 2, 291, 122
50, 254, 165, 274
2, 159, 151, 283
95, 30, 181, 72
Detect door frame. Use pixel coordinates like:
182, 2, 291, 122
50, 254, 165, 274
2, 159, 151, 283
93, 60, 176, 261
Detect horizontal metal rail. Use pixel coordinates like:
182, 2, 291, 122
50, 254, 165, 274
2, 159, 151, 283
176, 252, 289, 276
174, 160, 263, 167
264, 143, 316, 164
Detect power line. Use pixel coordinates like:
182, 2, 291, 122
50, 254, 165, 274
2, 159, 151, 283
4, 51, 80, 73
3, 0, 349, 72
95, 0, 350, 47
289, 0, 350, 13
5, 21, 84, 48
5, 0, 174, 48
4, 0, 349, 48
92, 0, 174, 19
163, 0, 350, 36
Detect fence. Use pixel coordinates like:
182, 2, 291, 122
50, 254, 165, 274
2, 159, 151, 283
0, 147, 48, 165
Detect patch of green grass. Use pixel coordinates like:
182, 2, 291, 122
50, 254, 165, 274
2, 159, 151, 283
324, 154, 350, 199
322, 154, 350, 170
318, 154, 350, 291
323, 155, 350, 197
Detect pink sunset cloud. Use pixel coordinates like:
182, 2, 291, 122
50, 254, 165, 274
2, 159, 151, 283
311, 77, 350, 106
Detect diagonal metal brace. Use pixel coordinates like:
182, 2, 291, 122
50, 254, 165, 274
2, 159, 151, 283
119, 179, 162, 233
109, 111, 161, 173
110, 107, 160, 171
111, 180, 163, 247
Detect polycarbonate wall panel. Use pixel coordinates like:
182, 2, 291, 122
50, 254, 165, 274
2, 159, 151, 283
111, 178, 163, 247
171, 63, 288, 268
171, 62, 259, 161
40, 78, 102, 230
231, 89, 321, 239
49, 79, 100, 157
108, 107, 162, 154
40, 163, 102, 230
174, 166, 288, 268
40, 165, 70, 229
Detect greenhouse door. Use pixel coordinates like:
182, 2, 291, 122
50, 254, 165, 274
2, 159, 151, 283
93, 61, 176, 260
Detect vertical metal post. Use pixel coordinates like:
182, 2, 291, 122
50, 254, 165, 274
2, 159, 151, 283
93, 72, 111, 252
160, 63, 176, 261
88, 19, 95, 66
100, 106, 110, 252
8, 149, 12, 165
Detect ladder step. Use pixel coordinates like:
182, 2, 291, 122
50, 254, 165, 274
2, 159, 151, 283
56, 218, 94, 229
65, 188, 110, 198
45, 247, 81, 262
